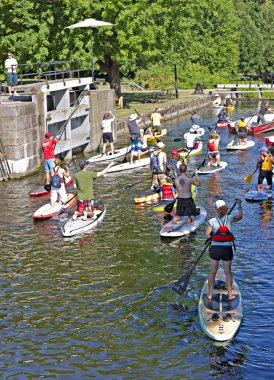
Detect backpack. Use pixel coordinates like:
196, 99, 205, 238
211, 216, 235, 243
50, 166, 63, 189
166, 160, 177, 181
151, 152, 163, 174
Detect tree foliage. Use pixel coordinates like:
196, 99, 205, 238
0, 0, 273, 93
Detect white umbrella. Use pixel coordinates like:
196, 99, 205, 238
65, 18, 114, 78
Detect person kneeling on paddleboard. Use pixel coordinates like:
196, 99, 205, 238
256, 147, 274, 192
205, 199, 243, 301
186, 128, 201, 150
49, 158, 70, 206
72, 160, 114, 221
207, 131, 221, 167
172, 163, 200, 225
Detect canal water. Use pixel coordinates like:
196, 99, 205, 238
0, 101, 273, 379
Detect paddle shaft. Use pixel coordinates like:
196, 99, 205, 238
125, 174, 153, 189
96, 136, 103, 153
134, 109, 152, 131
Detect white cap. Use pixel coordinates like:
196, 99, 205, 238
226, 95, 231, 98
214, 93, 219, 96
214, 200, 226, 209
156, 141, 165, 149
139, 128, 144, 135
129, 113, 137, 121
192, 124, 199, 130
190, 128, 195, 133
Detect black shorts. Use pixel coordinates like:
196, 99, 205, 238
208, 152, 219, 159
238, 131, 247, 138
209, 245, 233, 261
258, 170, 272, 186
176, 197, 197, 217
103, 132, 113, 143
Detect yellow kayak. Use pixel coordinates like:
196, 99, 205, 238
135, 193, 160, 204
146, 129, 167, 144
179, 141, 203, 158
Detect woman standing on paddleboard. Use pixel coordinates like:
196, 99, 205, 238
205, 199, 243, 301
207, 131, 221, 167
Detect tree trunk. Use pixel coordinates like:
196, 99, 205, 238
98, 55, 121, 97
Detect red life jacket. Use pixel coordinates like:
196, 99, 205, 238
162, 183, 174, 200
211, 216, 235, 242
208, 140, 217, 152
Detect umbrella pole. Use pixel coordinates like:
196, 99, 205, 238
90, 28, 94, 79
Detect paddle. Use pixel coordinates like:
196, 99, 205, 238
171, 200, 239, 296
124, 173, 153, 190
121, 138, 131, 163
134, 109, 152, 132
96, 136, 103, 154
227, 137, 237, 148
57, 193, 78, 216
244, 168, 258, 184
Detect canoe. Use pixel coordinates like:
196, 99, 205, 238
252, 121, 274, 135
265, 135, 274, 148
29, 176, 73, 197
228, 114, 274, 135
184, 128, 205, 139
135, 193, 160, 204
198, 268, 243, 341
179, 141, 203, 158
226, 140, 255, 150
61, 202, 106, 237
159, 205, 207, 238
32, 193, 77, 219
216, 120, 229, 128
107, 157, 150, 173
152, 185, 197, 212
198, 161, 228, 175
146, 128, 167, 144
88, 147, 131, 163
245, 190, 272, 202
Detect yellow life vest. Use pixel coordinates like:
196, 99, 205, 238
261, 156, 273, 171
238, 121, 247, 128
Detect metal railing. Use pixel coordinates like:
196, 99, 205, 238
16, 60, 93, 87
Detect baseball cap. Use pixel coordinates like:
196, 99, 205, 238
171, 149, 179, 156
259, 147, 268, 152
214, 200, 226, 209
156, 142, 165, 149
45, 132, 52, 138
79, 160, 89, 169
129, 114, 137, 121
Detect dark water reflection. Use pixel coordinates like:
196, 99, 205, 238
0, 101, 273, 379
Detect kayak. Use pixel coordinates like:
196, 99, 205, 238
135, 193, 160, 204
184, 128, 205, 138
30, 176, 73, 197
88, 147, 131, 163
61, 202, 106, 237
159, 205, 207, 238
198, 161, 228, 175
226, 140, 255, 150
245, 190, 272, 202
146, 129, 167, 144
198, 268, 243, 341
152, 185, 197, 212
179, 141, 203, 158
107, 157, 150, 173
32, 193, 77, 219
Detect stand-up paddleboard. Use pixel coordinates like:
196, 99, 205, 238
152, 185, 197, 212
61, 202, 106, 237
227, 140, 255, 150
245, 190, 272, 202
33, 193, 77, 219
179, 141, 203, 158
88, 147, 131, 163
135, 193, 160, 204
198, 161, 228, 175
30, 176, 73, 197
107, 157, 150, 173
198, 268, 243, 341
159, 206, 207, 237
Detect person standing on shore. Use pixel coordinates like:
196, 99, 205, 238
101, 111, 115, 156
5, 51, 18, 96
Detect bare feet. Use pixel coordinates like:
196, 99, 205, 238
228, 295, 236, 301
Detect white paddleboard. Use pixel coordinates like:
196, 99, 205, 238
198, 268, 243, 341
227, 140, 255, 150
88, 147, 131, 163
33, 193, 77, 219
198, 161, 228, 174
107, 157, 150, 173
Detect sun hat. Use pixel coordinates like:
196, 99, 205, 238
259, 147, 268, 152
171, 149, 179, 156
156, 142, 165, 149
79, 160, 89, 169
129, 114, 137, 121
45, 132, 52, 138
214, 200, 226, 209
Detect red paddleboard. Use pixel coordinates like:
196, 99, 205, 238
30, 176, 73, 197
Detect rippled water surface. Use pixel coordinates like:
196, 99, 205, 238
1, 101, 273, 379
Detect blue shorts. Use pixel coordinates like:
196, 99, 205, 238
131, 139, 142, 151
44, 158, 55, 173
7, 72, 18, 86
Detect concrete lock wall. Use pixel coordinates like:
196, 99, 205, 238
0, 101, 40, 176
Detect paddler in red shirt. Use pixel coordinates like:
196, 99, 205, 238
42, 132, 59, 190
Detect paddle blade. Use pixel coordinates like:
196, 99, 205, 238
174, 138, 183, 142
244, 173, 254, 184
227, 140, 234, 147
171, 277, 190, 296
164, 200, 176, 213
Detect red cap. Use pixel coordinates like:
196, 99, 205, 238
171, 149, 179, 156
45, 132, 52, 138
